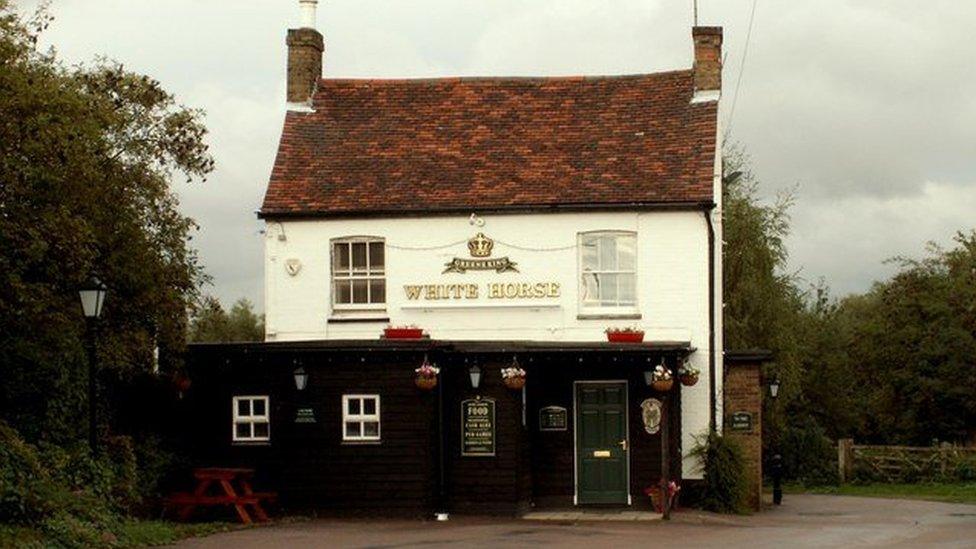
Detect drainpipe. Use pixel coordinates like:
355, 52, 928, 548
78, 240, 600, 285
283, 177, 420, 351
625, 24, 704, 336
436, 356, 446, 516
704, 205, 717, 433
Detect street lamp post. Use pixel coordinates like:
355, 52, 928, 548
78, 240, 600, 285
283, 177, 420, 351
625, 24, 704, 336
79, 277, 107, 455
768, 376, 782, 505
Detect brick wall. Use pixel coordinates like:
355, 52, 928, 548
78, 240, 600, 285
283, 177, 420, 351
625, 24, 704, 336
723, 361, 762, 510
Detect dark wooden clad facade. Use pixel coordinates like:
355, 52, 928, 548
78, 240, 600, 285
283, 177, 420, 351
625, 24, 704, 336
182, 341, 689, 516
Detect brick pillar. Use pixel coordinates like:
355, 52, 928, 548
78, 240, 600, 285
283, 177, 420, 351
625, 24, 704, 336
723, 354, 765, 511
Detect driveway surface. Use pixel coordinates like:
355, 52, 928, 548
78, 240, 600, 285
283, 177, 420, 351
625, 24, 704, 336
172, 494, 976, 548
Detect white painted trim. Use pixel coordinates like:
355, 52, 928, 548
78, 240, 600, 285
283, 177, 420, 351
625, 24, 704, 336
691, 90, 721, 104
286, 102, 315, 112
572, 380, 631, 506
341, 394, 381, 442
231, 395, 271, 443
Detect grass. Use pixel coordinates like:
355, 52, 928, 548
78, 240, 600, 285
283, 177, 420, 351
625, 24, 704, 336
783, 482, 976, 505
0, 520, 235, 548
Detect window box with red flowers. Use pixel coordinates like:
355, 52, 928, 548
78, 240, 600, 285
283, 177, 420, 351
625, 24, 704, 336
605, 326, 645, 343
384, 325, 425, 339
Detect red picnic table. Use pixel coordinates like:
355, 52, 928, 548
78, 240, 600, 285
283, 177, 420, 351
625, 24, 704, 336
165, 467, 276, 524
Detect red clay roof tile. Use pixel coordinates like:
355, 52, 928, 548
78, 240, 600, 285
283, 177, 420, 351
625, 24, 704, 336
260, 70, 717, 217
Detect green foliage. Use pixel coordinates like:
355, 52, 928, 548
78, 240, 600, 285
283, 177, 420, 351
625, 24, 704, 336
188, 297, 265, 343
690, 432, 748, 513
0, 0, 213, 442
776, 417, 838, 487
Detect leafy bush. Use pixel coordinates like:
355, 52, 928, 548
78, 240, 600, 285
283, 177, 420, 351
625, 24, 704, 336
0, 422, 57, 524
777, 417, 839, 486
690, 432, 748, 513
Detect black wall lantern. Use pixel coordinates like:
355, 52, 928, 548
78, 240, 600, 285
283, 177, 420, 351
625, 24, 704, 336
293, 366, 308, 391
469, 365, 482, 389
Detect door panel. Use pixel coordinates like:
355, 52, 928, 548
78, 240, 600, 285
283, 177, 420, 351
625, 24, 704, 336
576, 383, 628, 504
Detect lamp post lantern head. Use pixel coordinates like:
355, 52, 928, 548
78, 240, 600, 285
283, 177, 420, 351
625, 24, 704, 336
79, 277, 108, 319
769, 377, 781, 399
469, 365, 482, 390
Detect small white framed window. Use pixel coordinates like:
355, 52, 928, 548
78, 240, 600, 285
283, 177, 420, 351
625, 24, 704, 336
342, 394, 381, 442
232, 395, 270, 443
579, 231, 638, 311
331, 237, 386, 311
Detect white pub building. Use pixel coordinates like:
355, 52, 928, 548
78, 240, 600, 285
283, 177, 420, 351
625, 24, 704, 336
182, 1, 765, 517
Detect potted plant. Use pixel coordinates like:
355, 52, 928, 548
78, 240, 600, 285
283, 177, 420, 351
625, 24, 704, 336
650, 364, 673, 392
605, 326, 645, 343
679, 363, 700, 386
384, 324, 425, 339
501, 365, 526, 390
414, 358, 440, 391
643, 480, 681, 513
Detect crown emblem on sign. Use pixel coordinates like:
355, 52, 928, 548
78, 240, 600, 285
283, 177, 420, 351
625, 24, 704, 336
468, 233, 494, 258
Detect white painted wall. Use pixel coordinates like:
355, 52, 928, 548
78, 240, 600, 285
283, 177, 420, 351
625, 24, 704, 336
264, 209, 717, 478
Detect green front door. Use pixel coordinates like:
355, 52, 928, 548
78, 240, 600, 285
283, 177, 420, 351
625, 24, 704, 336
576, 382, 629, 504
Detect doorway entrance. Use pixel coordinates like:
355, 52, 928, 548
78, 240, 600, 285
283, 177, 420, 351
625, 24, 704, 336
575, 382, 629, 504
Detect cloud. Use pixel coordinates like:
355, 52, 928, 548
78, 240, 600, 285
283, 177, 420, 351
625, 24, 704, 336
23, 0, 976, 309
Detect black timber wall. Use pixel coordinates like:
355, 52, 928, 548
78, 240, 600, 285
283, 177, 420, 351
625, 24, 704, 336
184, 344, 439, 516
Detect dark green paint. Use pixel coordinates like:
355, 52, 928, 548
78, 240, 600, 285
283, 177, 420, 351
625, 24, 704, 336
576, 383, 629, 504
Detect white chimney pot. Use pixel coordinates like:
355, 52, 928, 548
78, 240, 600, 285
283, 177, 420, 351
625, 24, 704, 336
299, 0, 318, 29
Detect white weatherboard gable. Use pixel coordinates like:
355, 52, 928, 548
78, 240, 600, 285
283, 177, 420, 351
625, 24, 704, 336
264, 209, 716, 479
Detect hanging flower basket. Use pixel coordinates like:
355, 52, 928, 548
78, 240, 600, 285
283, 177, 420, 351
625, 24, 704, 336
605, 327, 645, 343
503, 376, 526, 390
649, 364, 673, 392
652, 379, 674, 392
678, 363, 700, 387
384, 326, 425, 339
414, 357, 439, 391
415, 376, 438, 391
501, 363, 526, 390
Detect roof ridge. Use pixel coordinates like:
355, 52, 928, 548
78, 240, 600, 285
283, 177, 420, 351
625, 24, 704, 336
317, 69, 692, 86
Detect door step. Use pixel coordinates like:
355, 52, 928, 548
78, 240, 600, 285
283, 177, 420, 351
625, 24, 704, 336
522, 510, 661, 522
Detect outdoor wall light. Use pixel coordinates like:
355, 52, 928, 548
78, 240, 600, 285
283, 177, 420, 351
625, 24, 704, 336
293, 366, 308, 391
643, 370, 655, 386
768, 376, 781, 399
469, 365, 482, 389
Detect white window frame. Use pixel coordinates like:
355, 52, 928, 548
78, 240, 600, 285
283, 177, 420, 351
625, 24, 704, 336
330, 236, 386, 312
341, 394, 381, 442
578, 231, 639, 314
232, 395, 270, 443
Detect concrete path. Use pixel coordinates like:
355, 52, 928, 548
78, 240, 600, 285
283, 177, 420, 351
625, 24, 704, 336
171, 494, 976, 548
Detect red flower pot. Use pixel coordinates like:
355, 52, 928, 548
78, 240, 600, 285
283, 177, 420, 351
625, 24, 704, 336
652, 379, 674, 392
504, 376, 526, 390
172, 373, 192, 393
607, 331, 645, 343
415, 377, 437, 391
680, 374, 699, 387
384, 327, 424, 339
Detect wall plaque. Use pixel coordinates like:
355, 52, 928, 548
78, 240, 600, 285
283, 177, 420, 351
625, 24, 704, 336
539, 406, 568, 431
461, 397, 495, 456
640, 398, 662, 434
729, 411, 753, 432
295, 407, 316, 424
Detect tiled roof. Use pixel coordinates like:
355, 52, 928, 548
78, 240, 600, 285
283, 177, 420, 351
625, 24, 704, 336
260, 70, 717, 217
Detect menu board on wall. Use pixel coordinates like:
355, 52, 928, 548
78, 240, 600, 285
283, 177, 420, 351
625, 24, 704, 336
539, 406, 568, 431
461, 398, 496, 456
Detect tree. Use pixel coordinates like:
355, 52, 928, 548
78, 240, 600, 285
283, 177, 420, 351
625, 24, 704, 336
189, 297, 265, 343
0, 2, 213, 442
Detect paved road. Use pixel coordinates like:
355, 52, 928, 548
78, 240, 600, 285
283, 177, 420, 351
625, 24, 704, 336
173, 495, 976, 548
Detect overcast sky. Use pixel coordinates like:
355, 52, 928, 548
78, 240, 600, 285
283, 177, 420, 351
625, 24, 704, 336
20, 0, 976, 310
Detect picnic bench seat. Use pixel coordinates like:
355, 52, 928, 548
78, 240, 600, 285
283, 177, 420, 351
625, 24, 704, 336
164, 467, 277, 524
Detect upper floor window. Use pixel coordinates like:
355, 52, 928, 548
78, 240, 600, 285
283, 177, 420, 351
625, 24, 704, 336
579, 232, 637, 310
232, 395, 270, 443
332, 237, 386, 310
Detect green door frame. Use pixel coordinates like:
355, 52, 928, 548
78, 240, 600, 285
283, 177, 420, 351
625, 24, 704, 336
574, 380, 631, 505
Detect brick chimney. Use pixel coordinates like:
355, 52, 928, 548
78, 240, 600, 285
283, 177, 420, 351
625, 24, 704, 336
692, 26, 723, 94
286, 0, 324, 105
